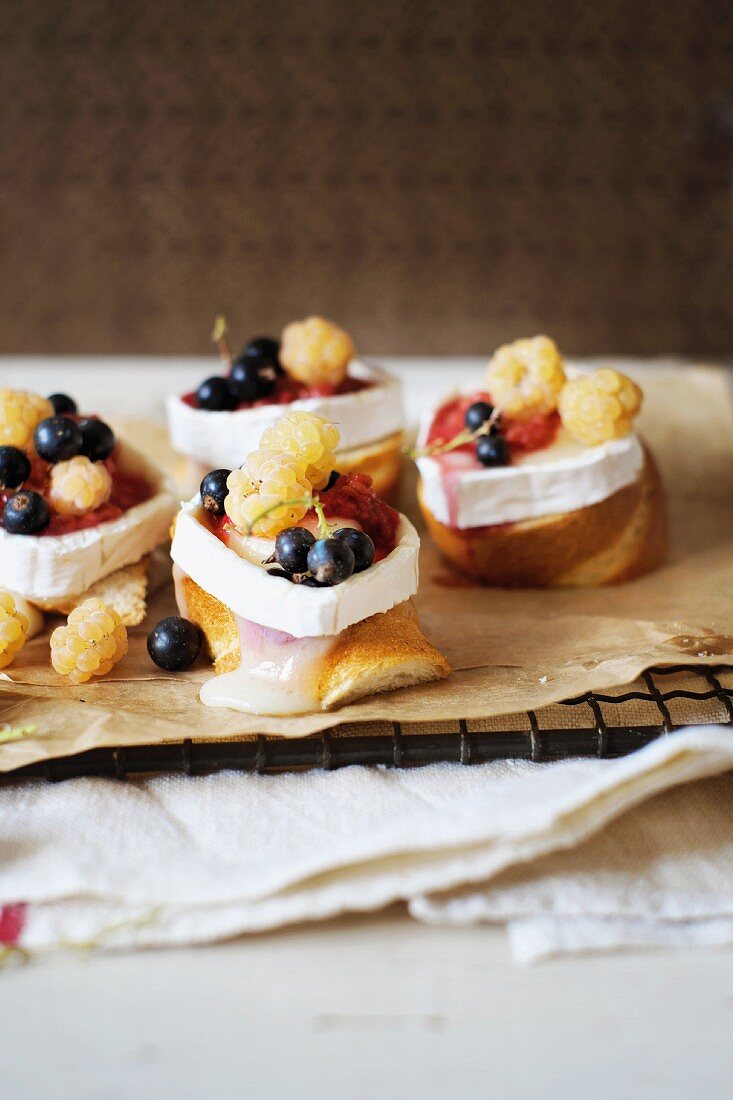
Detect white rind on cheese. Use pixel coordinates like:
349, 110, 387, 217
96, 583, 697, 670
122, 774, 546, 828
166, 359, 403, 468
0, 442, 178, 601
170, 497, 420, 638
416, 399, 644, 529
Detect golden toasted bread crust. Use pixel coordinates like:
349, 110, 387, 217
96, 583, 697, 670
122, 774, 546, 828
179, 576, 450, 708
179, 574, 241, 672
418, 448, 667, 587
32, 558, 150, 625
318, 600, 450, 708
335, 432, 403, 505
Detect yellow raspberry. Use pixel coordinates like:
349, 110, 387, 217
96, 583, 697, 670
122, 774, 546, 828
0, 389, 54, 450
260, 411, 340, 490
50, 597, 128, 684
224, 451, 312, 536
49, 455, 112, 516
280, 317, 355, 387
559, 369, 642, 446
486, 336, 566, 419
0, 590, 29, 670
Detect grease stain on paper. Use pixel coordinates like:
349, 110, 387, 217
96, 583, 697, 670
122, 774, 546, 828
668, 634, 733, 657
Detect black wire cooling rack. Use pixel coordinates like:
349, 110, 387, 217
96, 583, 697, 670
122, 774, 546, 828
3, 663, 732, 782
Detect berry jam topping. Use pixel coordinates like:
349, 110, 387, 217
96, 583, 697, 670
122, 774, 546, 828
318, 473, 399, 554
427, 392, 560, 463
183, 372, 372, 411
0, 447, 154, 537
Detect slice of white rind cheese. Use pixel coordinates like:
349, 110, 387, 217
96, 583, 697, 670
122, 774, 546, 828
166, 359, 403, 468
0, 442, 178, 601
171, 498, 420, 638
415, 399, 644, 529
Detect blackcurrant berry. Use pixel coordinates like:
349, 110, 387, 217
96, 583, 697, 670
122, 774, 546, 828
254, 362, 278, 399
333, 527, 375, 573
2, 489, 50, 534
275, 526, 316, 575
240, 337, 281, 370
306, 538, 355, 586
476, 435, 509, 467
78, 418, 116, 462
465, 400, 495, 432
0, 446, 31, 490
200, 469, 231, 516
147, 616, 202, 671
228, 359, 260, 403
196, 376, 237, 411
34, 417, 83, 463
48, 393, 78, 416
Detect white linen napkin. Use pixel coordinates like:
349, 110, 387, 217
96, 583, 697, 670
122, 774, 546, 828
0, 725, 731, 960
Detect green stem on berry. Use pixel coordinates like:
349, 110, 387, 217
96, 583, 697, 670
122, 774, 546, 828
408, 408, 501, 459
311, 498, 333, 540
244, 494, 334, 538
211, 314, 233, 371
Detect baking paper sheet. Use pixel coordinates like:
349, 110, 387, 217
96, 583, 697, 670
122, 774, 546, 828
0, 366, 731, 770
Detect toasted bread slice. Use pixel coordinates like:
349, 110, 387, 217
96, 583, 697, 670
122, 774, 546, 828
33, 558, 150, 625
179, 575, 450, 710
418, 448, 667, 587
317, 600, 451, 709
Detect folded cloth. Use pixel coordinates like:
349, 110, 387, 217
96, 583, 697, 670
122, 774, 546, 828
413, 768, 733, 962
0, 725, 731, 958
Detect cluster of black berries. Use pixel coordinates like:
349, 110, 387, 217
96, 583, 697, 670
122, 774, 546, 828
464, 401, 508, 467
196, 338, 282, 410
0, 394, 115, 535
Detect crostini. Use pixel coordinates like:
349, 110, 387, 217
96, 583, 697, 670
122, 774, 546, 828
167, 317, 404, 503
414, 337, 667, 586
171, 410, 449, 714
0, 388, 177, 624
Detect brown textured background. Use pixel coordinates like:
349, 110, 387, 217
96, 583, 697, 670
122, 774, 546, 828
0, 0, 732, 356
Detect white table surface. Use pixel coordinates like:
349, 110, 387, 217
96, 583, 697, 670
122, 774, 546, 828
0, 357, 731, 1100
2, 913, 733, 1100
